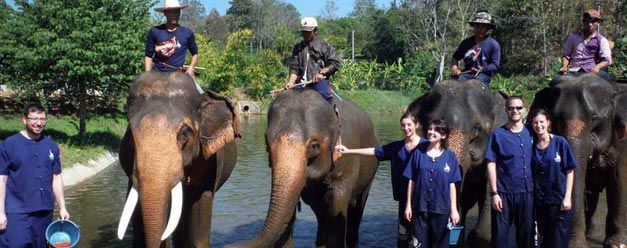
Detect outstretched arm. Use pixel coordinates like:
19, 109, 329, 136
334, 145, 375, 156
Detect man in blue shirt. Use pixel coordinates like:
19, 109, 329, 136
144, 0, 198, 79
0, 103, 70, 248
451, 12, 501, 84
485, 96, 534, 248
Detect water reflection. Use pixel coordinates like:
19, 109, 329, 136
63, 113, 607, 247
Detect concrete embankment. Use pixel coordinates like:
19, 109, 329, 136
62, 151, 119, 189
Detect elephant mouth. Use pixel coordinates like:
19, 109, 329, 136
117, 181, 184, 241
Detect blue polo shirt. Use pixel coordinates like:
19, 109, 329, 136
403, 147, 461, 215
145, 24, 198, 72
0, 133, 61, 213
532, 135, 577, 204
374, 138, 427, 201
485, 125, 534, 193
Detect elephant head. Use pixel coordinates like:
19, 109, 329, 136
407, 80, 497, 173
116, 71, 240, 247
530, 74, 614, 246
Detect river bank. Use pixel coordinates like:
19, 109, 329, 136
62, 151, 119, 190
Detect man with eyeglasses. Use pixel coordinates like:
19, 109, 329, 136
0, 103, 70, 248
485, 96, 535, 247
559, 9, 612, 81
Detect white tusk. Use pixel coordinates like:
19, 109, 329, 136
117, 187, 139, 240
161, 182, 183, 241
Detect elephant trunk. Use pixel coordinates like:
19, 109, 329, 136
563, 119, 591, 246
227, 134, 307, 248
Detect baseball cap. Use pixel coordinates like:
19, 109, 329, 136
300, 17, 318, 31
583, 9, 603, 22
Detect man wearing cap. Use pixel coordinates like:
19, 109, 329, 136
0, 103, 70, 248
560, 9, 612, 81
451, 12, 501, 84
144, 0, 198, 79
284, 17, 341, 103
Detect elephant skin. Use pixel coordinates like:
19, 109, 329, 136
225, 89, 379, 248
406, 79, 507, 247
117, 71, 240, 248
530, 74, 627, 248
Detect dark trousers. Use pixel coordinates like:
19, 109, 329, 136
397, 199, 413, 248
0, 210, 53, 248
491, 192, 534, 248
412, 211, 450, 248
536, 203, 572, 248
456, 72, 492, 84
304, 79, 334, 103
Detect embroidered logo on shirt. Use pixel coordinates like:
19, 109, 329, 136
554, 152, 561, 163
49, 150, 54, 160
444, 163, 450, 173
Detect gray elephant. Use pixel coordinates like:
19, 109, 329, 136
116, 71, 240, 247
530, 74, 627, 248
226, 89, 379, 247
406, 79, 507, 247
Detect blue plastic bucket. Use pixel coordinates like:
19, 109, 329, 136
448, 223, 464, 245
45, 219, 80, 247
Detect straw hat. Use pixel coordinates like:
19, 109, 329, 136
154, 0, 189, 12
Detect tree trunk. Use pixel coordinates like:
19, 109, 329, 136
79, 81, 87, 142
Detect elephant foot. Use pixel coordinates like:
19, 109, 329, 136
466, 228, 490, 248
604, 234, 627, 248
569, 235, 589, 248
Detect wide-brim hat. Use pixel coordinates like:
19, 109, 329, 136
468, 12, 496, 28
154, 0, 189, 12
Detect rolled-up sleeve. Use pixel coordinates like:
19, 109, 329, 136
600, 38, 612, 64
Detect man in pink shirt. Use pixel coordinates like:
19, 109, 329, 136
560, 9, 612, 81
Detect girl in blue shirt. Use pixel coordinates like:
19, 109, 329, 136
403, 119, 461, 248
335, 111, 425, 248
529, 108, 576, 247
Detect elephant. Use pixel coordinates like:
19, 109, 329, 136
406, 79, 507, 247
225, 89, 379, 248
116, 71, 240, 248
530, 74, 627, 248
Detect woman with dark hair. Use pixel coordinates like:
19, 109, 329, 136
528, 108, 576, 247
335, 111, 425, 248
403, 119, 461, 248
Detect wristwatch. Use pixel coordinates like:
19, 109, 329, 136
490, 191, 498, 196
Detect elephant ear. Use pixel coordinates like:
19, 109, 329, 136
200, 90, 241, 159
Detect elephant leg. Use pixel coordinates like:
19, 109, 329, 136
467, 183, 491, 248
307, 195, 329, 247
585, 167, 606, 240
603, 150, 627, 246
346, 186, 371, 248
327, 188, 350, 248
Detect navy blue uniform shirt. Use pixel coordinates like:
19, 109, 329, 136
485, 125, 534, 193
403, 147, 462, 215
532, 135, 577, 204
374, 138, 427, 201
0, 133, 61, 213
145, 24, 198, 72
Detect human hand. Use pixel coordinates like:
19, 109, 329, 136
491, 194, 503, 212
59, 208, 70, 220
451, 65, 461, 76
284, 81, 295, 90
472, 66, 482, 72
185, 68, 195, 79
404, 206, 412, 222
590, 67, 601, 74
450, 210, 460, 225
559, 66, 568, 74
0, 213, 6, 231
313, 72, 326, 83
335, 145, 348, 153
561, 197, 572, 211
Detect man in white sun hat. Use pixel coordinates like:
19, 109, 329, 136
144, 0, 198, 80
284, 17, 341, 103
450, 12, 501, 85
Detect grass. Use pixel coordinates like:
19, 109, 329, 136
337, 89, 416, 114
0, 114, 127, 168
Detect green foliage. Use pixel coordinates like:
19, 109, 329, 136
490, 74, 546, 102
337, 89, 415, 114
609, 37, 627, 79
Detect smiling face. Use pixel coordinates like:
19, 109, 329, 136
506, 98, 525, 123
531, 113, 551, 137
427, 124, 446, 143
400, 117, 418, 139
22, 110, 47, 138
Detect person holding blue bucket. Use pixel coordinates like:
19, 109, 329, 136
0, 102, 71, 248
403, 119, 461, 248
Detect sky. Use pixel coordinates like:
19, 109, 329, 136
202, 0, 393, 18
5, 0, 392, 18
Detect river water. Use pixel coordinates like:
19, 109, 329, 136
63, 113, 607, 247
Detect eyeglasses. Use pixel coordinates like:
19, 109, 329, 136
506, 106, 524, 111
26, 117, 48, 123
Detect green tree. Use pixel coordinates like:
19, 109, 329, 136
362, 7, 407, 63
3, 0, 150, 140
180, 0, 207, 32
227, 0, 255, 31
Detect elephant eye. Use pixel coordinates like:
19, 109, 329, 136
307, 140, 321, 158
177, 125, 193, 142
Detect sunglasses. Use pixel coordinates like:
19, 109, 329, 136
506, 106, 524, 111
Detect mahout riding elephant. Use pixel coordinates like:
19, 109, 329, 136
116, 71, 240, 247
530, 74, 627, 248
406, 79, 507, 247
225, 89, 379, 248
